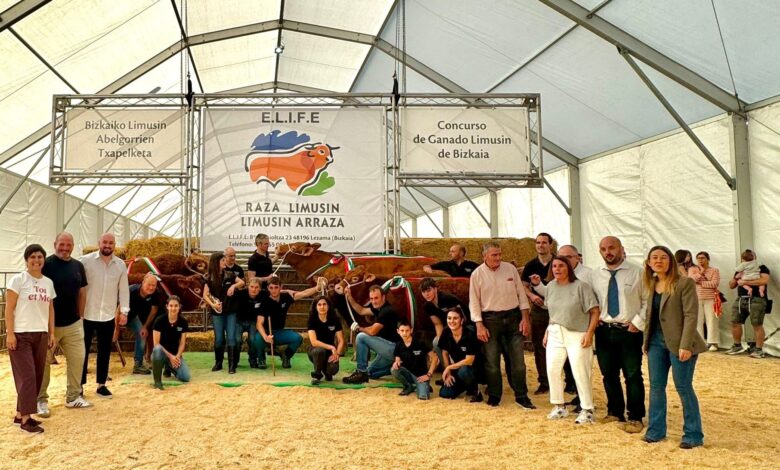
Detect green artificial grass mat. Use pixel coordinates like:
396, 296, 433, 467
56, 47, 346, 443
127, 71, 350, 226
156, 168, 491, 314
122, 351, 401, 390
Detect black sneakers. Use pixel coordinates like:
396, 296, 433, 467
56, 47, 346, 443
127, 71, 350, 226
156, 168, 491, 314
469, 392, 484, 403
20, 420, 44, 434
342, 370, 369, 384
96, 385, 113, 399
281, 354, 292, 369
515, 396, 536, 410
486, 396, 501, 407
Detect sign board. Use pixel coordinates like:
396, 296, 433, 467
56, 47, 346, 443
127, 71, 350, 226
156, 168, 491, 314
201, 108, 386, 252
63, 108, 185, 172
400, 107, 531, 175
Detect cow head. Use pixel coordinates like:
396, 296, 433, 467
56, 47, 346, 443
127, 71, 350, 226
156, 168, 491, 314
306, 143, 338, 165
276, 242, 322, 257
334, 265, 376, 296
185, 253, 209, 276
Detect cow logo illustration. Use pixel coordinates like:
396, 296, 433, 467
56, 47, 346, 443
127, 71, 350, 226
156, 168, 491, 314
244, 130, 338, 196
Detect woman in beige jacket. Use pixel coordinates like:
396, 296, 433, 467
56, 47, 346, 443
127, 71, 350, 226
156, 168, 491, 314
642, 245, 706, 449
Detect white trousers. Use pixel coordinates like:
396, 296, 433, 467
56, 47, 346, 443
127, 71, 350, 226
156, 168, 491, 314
697, 298, 719, 345
545, 324, 594, 410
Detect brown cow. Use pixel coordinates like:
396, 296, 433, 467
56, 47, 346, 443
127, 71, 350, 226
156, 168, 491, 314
128, 273, 205, 312
276, 241, 440, 285
127, 253, 209, 277
333, 266, 470, 333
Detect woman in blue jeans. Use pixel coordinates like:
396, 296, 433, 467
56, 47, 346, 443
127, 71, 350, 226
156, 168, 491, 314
203, 252, 244, 373
642, 246, 707, 449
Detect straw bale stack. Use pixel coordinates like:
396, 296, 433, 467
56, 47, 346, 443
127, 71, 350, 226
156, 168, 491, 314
396, 237, 546, 268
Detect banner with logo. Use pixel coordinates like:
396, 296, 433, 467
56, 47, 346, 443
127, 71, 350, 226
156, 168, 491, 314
201, 108, 386, 252
400, 107, 531, 175
63, 108, 185, 171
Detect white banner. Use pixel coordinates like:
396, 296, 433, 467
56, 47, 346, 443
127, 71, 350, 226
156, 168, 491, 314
63, 108, 185, 171
400, 107, 531, 175
201, 108, 386, 252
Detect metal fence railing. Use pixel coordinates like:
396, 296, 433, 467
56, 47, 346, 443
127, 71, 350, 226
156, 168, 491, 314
0, 272, 20, 352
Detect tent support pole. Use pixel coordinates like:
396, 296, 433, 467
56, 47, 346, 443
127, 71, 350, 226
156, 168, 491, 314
729, 114, 753, 255
621, 49, 736, 190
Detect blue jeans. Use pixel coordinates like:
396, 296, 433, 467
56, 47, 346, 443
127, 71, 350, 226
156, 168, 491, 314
235, 320, 261, 362
391, 366, 431, 399
355, 333, 395, 379
646, 330, 703, 445
152, 345, 191, 382
258, 329, 303, 358
127, 316, 146, 366
439, 366, 477, 399
212, 313, 237, 348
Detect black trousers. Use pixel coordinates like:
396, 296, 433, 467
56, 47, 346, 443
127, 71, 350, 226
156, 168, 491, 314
595, 324, 646, 421
482, 309, 528, 400
530, 306, 549, 386
308, 347, 339, 378
82, 319, 114, 386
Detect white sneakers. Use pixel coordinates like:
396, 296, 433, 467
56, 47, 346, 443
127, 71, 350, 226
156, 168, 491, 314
65, 396, 93, 409
36, 401, 50, 418
547, 405, 569, 420
575, 409, 595, 424
547, 405, 594, 424
708, 345, 718, 352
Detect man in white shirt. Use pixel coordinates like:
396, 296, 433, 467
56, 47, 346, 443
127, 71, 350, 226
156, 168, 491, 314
558, 245, 593, 287
591, 236, 646, 434
470, 241, 535, 409
80, 233, 129, 399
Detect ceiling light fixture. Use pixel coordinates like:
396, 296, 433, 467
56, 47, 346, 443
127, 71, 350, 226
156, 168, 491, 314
274, 44, 285, 55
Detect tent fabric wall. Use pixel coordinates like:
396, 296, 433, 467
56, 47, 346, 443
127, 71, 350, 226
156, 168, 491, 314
579, 114, 780, 354
63, 194, 99, 255
449, 194, 491, 238
748, 102, 780, 356
498, 167, 571, 245
0, 169, 157, 271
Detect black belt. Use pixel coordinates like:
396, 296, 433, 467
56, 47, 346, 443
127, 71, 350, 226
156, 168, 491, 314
599, 321, 628, 329
482, 307, 519, 316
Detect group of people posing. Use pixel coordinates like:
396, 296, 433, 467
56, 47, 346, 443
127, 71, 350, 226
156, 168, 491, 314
5, 231, 771, 448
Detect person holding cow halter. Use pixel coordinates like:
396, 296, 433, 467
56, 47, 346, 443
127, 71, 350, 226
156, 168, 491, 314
342, 285, 402, 384
202, 252, 244, 374
255, 277, 327, 369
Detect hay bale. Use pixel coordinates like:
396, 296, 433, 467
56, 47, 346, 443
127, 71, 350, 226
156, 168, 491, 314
125, 236, 199, 259
81, 245, 126, 259
395, 237, 541, 268
186, 331, 214, 352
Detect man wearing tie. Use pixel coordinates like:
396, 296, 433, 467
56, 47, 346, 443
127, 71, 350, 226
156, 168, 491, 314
591, 236, 646, 433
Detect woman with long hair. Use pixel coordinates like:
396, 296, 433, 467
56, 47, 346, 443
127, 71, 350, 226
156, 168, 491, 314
642, 246, 706, 449
306, 296, 344, 385
202, 252, 244, 373
152, 296, 190, 389
6, 244, 57, 434
674, 250, 694, 278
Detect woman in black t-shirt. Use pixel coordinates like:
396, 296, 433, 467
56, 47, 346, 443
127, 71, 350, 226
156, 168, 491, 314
306, 296, 344, 385
203, 252, 245, 373
152, 296, 190, 390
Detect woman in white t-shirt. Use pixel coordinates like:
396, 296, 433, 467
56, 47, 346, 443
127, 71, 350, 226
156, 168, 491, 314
6, 244, 56, 434
531, 256, 600, 424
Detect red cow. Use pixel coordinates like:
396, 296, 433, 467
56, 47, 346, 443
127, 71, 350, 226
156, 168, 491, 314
247, 143, 337, 192
276, 241, 440, 285
128, 273, 205, 312
332, 266, 470, 332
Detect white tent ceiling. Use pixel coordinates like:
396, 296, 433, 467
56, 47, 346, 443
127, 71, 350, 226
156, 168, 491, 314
2, 0, 779, 236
